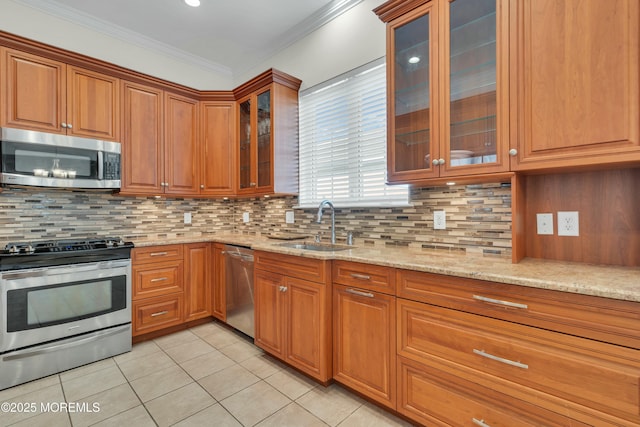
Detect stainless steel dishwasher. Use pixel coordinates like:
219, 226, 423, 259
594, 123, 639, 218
223, 245, 255, 338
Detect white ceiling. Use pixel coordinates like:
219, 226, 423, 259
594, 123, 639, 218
12, 0, 363, 77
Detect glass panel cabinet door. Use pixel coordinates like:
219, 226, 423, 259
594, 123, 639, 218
239, 99, 252, 189
256, 89, 272, 188
391, 9, 434, 176
446, 0, 497, 168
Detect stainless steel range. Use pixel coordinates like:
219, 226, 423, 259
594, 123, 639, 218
0, 238, 133, 390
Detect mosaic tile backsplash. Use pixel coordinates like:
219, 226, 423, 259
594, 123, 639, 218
0, 182, 512, 257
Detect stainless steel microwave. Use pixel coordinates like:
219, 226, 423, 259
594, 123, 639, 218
0, 128, 121, 189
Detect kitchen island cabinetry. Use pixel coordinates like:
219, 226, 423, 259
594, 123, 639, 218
2, 48, 120, 140
374, 0, 510, 184
510, 0, 640, 171
254, 251, 332, 382
233, 69, 301, 197
332, 261, 396, 409
396, 269, 640, 426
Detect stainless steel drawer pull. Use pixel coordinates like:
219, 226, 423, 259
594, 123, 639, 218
150, 310, 169, 317
350, 273, 371, 280
345, 288, 374, 298
473, 349, 528, 370
473, 295, 528, 310
150, 277, 168, 282
149, 252, 168, 257
279, 286, 288, 292
472, 418, 491, 427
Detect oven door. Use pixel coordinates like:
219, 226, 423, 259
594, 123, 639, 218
0, 259, 131, 354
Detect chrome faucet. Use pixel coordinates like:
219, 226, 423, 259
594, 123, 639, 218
316, 200, 336, 244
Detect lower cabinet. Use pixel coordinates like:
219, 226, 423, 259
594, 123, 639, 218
184, 242, 212, 322
133, 294, 184, 336
211, 243, 226, 321
254, 251, 332, 382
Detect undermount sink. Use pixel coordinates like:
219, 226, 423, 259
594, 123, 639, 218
277, 242, 351, 252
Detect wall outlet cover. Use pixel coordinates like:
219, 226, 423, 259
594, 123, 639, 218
285, 210, 295, 224
183, 212, 192, 224
536, 213, 553, 235
242, 212, 250, 223
433, 210, 446, 230
557, 211, 579, 236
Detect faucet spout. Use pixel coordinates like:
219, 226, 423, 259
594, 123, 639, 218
316, 200, 336, 244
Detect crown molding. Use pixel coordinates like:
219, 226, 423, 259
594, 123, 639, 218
10, 0, 233, 76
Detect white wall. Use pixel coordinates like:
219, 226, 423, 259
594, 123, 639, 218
0, 0, 386, 90
0, 0, 233, 90
236, 0, 387, 90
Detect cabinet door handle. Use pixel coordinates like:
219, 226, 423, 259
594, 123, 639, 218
250, 182, 257, 187
279, 286, 287, 292
149, 252, 168, 257
509, 148, 518, 156
67, 123, 73, 129
473, 349, 528, 370
349, 273, 371, 281
150, 310, 169, 317
200, 184, 205, 189
472, 418, 492, 427
61, 122, 68, 128
345, 288, 374, 298
473, 295, 528, 310
150, 277, 168, 282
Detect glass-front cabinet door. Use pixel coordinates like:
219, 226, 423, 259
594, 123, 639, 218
256, 89, 272, 189
382, 0, 508, 183
238, 97, 252, 190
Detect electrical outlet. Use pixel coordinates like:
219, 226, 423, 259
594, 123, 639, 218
183, 212, 192, 224
285, 210, 295, 224
242, 212, 250, 223
433, 210, 446, 230
557, 211, 579, 236
536, 213, 553, 235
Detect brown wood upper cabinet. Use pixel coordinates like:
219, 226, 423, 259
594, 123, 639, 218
200, 101, 236, 196
233, 69, 301, 196
2, 48, 120, 140
510, 0, 640, 171
375, 0, 510, 184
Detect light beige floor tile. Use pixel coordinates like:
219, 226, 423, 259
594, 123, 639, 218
338, 403, 413, 427
198, 363, 260, 401
129, 364, 193, 402
6, 410, 71, 427
180, 349, 236, 380
153, 330, 199, 350
201, 328, 242, 349
256, 402, 328, 427
68, 383, 141, 427
240, 353, 285, 379
0, 383, 64, 426
264, 367, 318, 400
172, 403, 242, 427
144, 383, 215, 427
220, 381, 291, 427
113, 340, 162, 365
90, 405, 156, 427
218, 339, 263, 363
189, 321, 227, 339
0, 374, 60, 401
59, 358, 116, 382
61, 364, 127, 402
116, 349, 177, 382
297, 384, 365, 427
164, 338, 216, 364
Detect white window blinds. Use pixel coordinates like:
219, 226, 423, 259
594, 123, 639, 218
298, 58, 409, 208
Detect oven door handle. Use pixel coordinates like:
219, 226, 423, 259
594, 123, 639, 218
2, 325, 130, 361
2, 260, 130, 280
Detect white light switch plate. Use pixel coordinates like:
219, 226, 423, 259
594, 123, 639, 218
433, 210, 446, 230
183, 212, 192, 224
242, 212, 250, 223
558, 211, 579, 236
536, 213, 553, 235
285, 210, 294, 224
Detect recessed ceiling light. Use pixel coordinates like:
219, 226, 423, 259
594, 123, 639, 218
184, 0, 200, 7
408, 56, 420, 64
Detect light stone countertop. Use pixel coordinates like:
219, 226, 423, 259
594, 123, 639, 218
131, 233, 640, 303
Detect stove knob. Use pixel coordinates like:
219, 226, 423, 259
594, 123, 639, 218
27, 244, 34, 253
9, 245, 17, 254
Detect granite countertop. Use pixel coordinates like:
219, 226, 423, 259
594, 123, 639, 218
131, 233, 640, 303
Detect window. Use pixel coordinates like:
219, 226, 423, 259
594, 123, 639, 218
298, 58, 409, 208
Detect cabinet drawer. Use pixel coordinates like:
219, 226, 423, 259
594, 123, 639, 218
255, 250, 329, 283
132, 245, 183, 263
398, 299, 640, 425
398, 356, 590, 427
133, 294, 184, 336
332, 260, 395, 294
397, 269, 640, 349
133, 260, 184, 299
